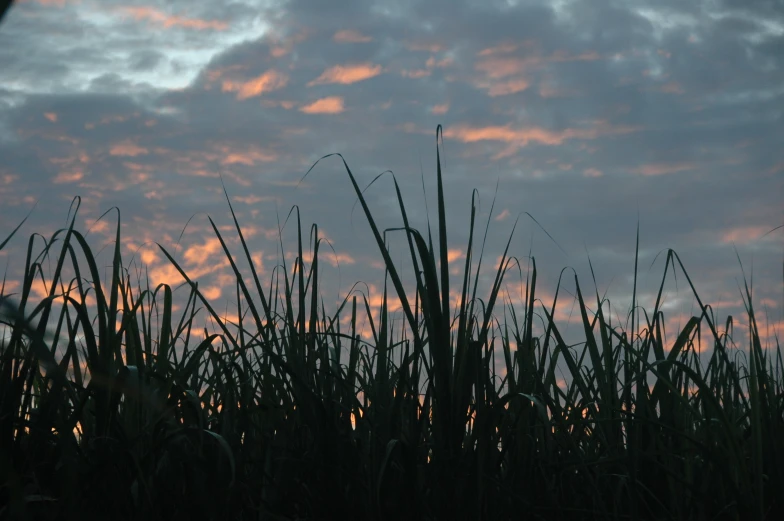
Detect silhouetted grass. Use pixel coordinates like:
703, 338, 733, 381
1, 126, 782, 520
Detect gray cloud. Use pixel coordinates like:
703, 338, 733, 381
0, 0, 781, 350
129, 49, 165, 71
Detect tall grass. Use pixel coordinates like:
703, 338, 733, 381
1, 126, 782, 520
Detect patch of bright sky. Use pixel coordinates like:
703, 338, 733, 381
370, 2, 409, 21
3, 2, 274, 95
0, 90, 27, 143
548, 0, 576, 24
628, 6, 701, 79
708, 10, 784, 45
635, 7, 700, 42
703, 83, 784, 107
74, 6, 272, 92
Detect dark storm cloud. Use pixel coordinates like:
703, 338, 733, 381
0, 0, 781, 349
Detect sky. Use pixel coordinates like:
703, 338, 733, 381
0, 0, 782, 354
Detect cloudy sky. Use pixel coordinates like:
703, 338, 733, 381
0, 0, 782, 351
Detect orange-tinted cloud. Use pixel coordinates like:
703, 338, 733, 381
86, 219, 110, 235
363, 282, 405, 315
333, 29, 372, 43
123, 162, 153, 182
473, 49, 600, 98
118, 6, 228, 31
472, 56, 534, 96
766, 162, 784, 175
402, 55, 451, 80
147, 262, 189, 289
232, 195, 266, 205
495, 209, 511, 221
721, 225, 774, 245
260, 99, 297, 109
477, 42, 520, 56
221, 70, 288, 100
131, 241, 165, 265
47, 151, 90, 185
490, 145, 521, 160
483, 78, 530, 96
53, 170, 83, 183
218, 145, 278, 166
205, 64, 248, 83
431, 103, 449, 115
447, 248, 463, 263
425, 56, 453, 68
299, 96, 345, 114
222, 170, 252, 188
44, 112, 58, 122
474, 57, 530, 79
630, 162, 694, 176
182, 237, 226, 266
102, 114, 130, 124
320, 252, 356, 268
200, 285, 223, 301
307, 63, 383, 86
1, 173, 18, 185
28, 278, 51, 303
110, 141, 148, 157
583, 168, 603, 178
658, 81, 684, 94
441, 121, 638, 148
266, 28, 311, 58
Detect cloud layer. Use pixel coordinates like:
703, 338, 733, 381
1, 0, 781, 349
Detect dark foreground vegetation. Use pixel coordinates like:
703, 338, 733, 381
1, 128, 783, 520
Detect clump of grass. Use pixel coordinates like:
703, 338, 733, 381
1, 126, 782, 521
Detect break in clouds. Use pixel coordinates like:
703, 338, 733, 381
0, 0, 782, 347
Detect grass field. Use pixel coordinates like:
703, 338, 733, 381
1, 127, 782, 520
